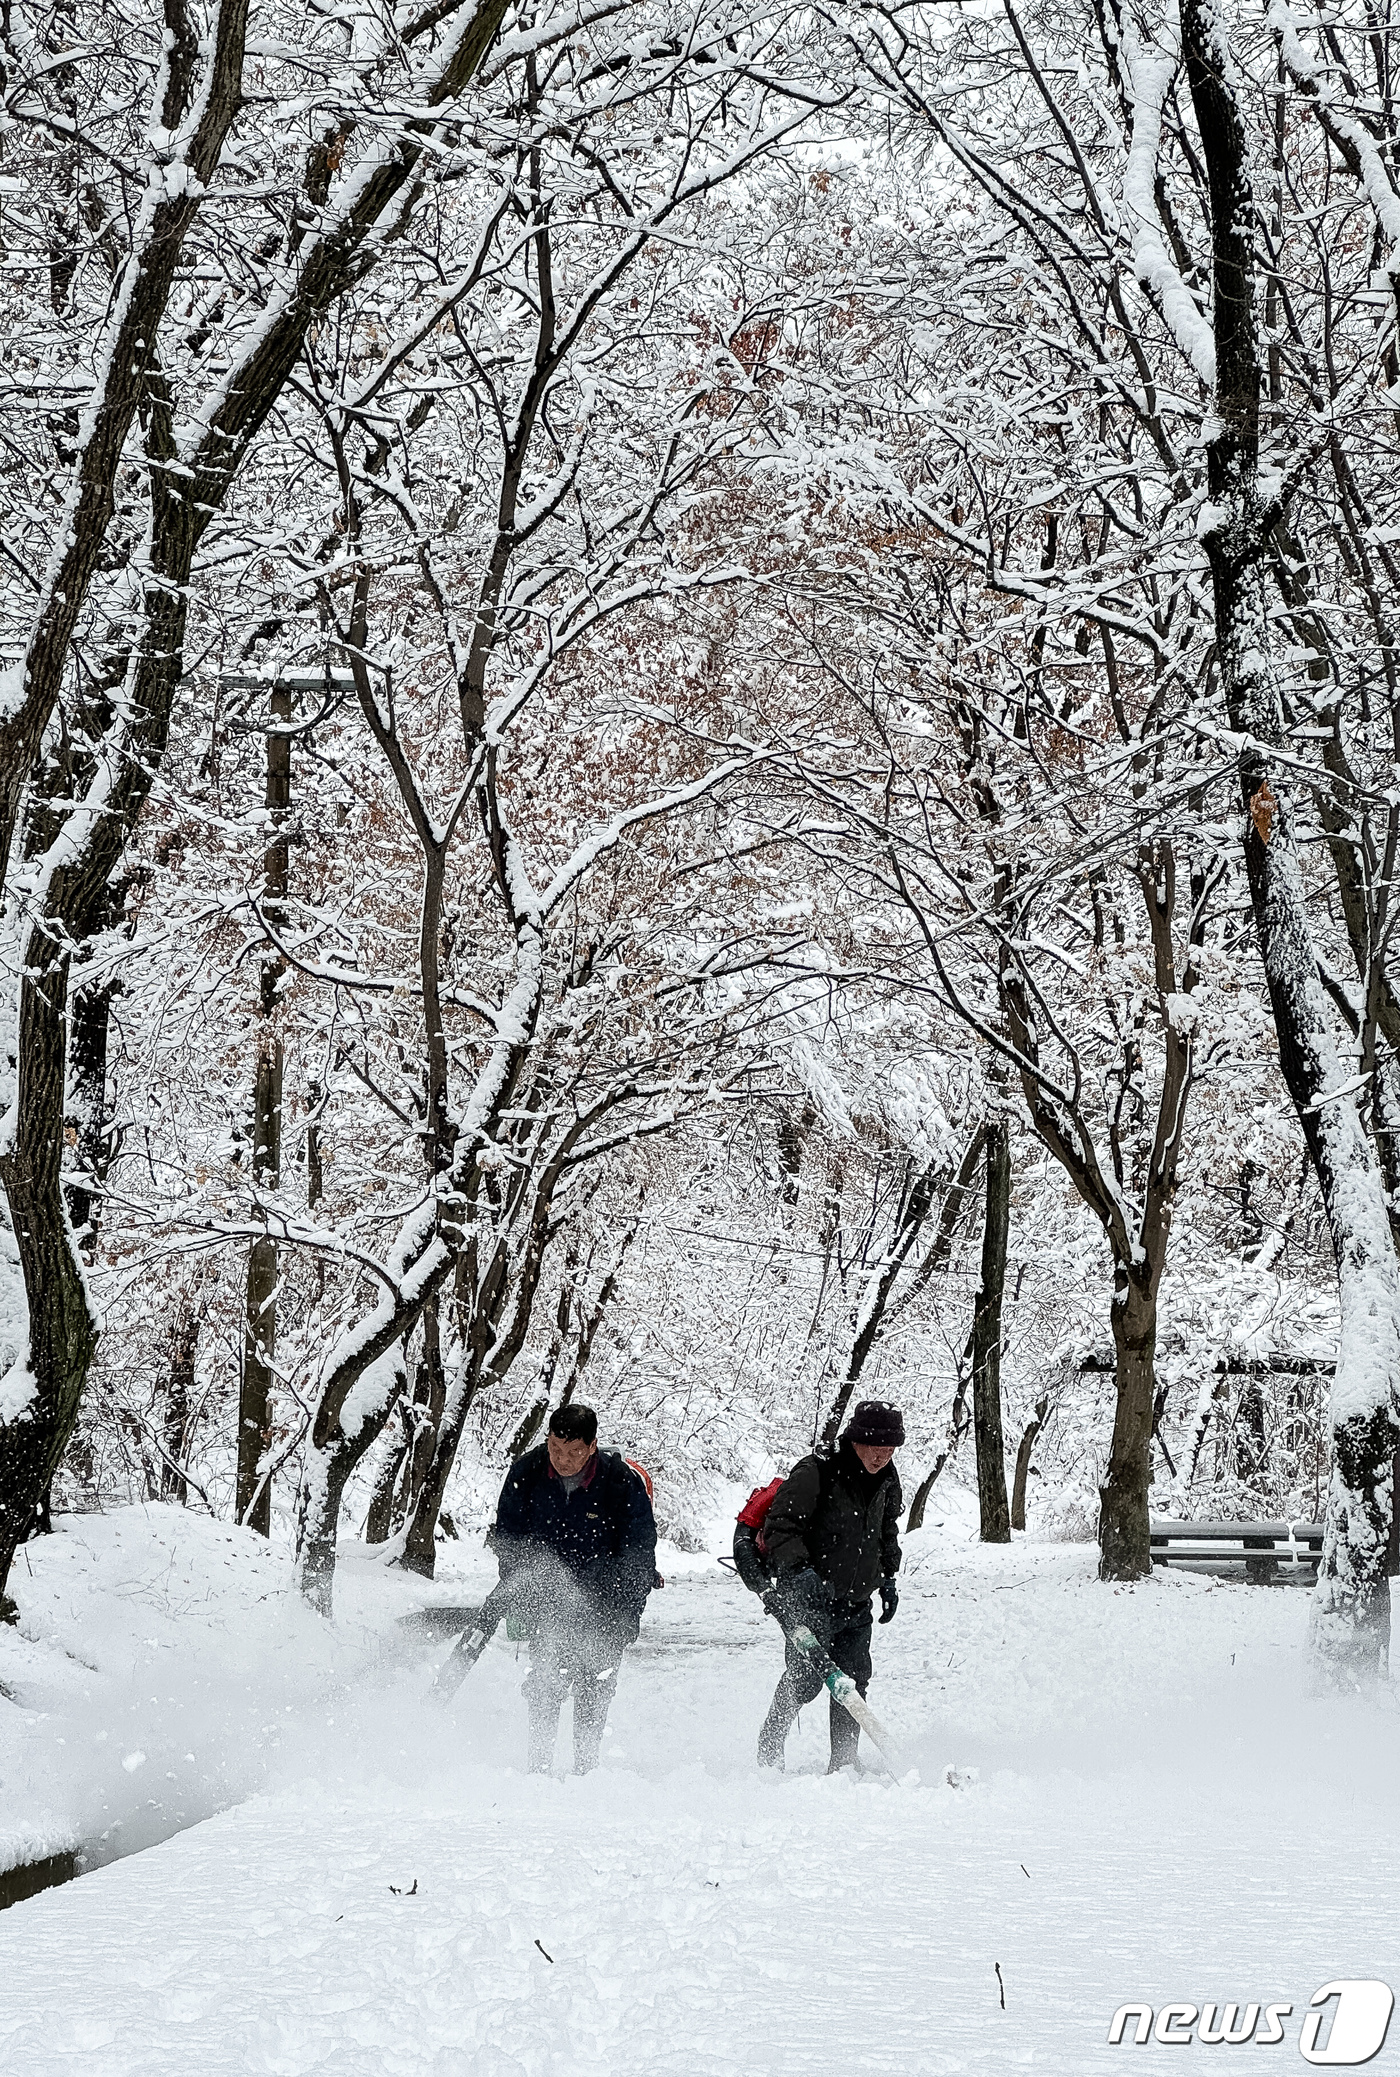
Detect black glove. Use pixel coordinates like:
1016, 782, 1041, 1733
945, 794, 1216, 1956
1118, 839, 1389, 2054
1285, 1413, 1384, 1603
878, 1577, 899, 1625
583, 1596, 635, 1651
613, 1606, 643, 1649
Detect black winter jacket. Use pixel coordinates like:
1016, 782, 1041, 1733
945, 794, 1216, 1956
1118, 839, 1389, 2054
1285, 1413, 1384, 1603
762, 1438, 902, 1600
494, 1445, 656, 1620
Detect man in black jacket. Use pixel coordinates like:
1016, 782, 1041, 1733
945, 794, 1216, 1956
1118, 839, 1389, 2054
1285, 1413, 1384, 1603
493, 1403, 656, 1774
757, 1399, 904, 1773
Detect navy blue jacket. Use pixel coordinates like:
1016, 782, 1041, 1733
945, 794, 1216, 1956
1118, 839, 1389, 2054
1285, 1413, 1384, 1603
494, 1445, 656, 1621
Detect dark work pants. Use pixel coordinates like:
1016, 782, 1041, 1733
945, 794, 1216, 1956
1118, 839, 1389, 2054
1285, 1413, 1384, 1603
523, 1625, 624, 1775
758, 1595, 874, 1772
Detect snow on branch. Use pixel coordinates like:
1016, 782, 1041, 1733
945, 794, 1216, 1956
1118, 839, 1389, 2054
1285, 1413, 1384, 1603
1119, 5, 1216, 387
539, 752, 770, 919
1268, 0, 1400, 270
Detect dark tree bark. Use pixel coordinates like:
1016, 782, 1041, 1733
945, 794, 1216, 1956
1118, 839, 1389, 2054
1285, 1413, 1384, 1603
64, 914, 120, 1263
399, 1205, 637, 1578
559, 1235, 633, 1402
1235, 1380, 1268, 1483
844, 1128, 996, 1537
1100, 1278, 1157, 1578
0, 947, 99, 1619
364, 1446, 403, 1545
506, 1400, 548, 1461
394, 1300, 448, 1570
775, 1098, 816, 1207
238, 683, 291, 1535
162, 1309, 200, 1505
1011, 1392, 1050, 1532
904, 1471, 939, 1536
305, 1082, 325, 1210
969, 1117, 1011, 1543
296, 1341, 409, 1617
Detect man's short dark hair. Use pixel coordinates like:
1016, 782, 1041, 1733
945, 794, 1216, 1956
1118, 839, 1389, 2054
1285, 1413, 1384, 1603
548, 1403, 597, 1445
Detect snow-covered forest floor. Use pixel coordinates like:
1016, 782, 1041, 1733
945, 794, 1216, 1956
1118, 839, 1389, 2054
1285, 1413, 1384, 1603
4, 1504, 1396, 2075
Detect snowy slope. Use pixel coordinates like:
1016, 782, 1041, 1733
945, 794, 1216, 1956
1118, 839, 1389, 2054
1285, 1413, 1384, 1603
3, 1506, 1399, 2075
0, 1506, 467, 1872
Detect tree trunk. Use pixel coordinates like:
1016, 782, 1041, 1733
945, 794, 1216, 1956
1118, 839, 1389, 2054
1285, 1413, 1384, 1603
364, 1415, 409, 1545
295, 1446, 354, 1619
400, 1212, 637, 1574
237, 682, 290, 1536
64, 943, 117, 1261
1216, 599, 1399, 1680
1010, 1393, 1050, 1532
162, 1309, 199, 1504
884, 1125, 986, 1328
775, 1098, 816, 1207
398, 1383, 476, 1583
508, 1397, 549, 1460
306, 1080, 324, 1210
0, 936, 99, 1619
1219, 567, 1400, 1674
1234, 1380, 1267, 1484
294, 1340, 407, 1615
1182, 0, 1400, 1682
400, 1352, 473, 1581
239, 1226, 278, 1534
969, 1117, 1011, 1542
905, 1466, 941, 1534
395, 1300, 449, 1575
1099, 1273, 1156, 1581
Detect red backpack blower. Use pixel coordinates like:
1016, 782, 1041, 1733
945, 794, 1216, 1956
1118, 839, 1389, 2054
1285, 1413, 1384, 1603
732, 1476, 786, 1596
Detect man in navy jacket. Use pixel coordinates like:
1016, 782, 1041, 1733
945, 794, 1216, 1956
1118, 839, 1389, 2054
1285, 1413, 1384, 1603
493, 1403, 656, 1773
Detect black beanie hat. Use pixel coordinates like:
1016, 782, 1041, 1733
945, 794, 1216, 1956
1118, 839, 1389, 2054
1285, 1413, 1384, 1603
846, 1400, 905, 1447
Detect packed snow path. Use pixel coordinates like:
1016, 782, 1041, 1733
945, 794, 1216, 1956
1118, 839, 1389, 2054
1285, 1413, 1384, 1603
3, 1512, 1399, 2074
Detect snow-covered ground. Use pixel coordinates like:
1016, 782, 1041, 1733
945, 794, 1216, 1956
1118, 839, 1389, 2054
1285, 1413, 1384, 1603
3, 1503, 1398, 2075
